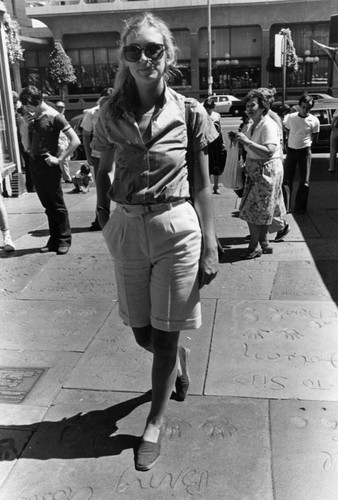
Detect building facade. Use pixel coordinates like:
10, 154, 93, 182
18, 0, 338, 116
1, 0, 337, 195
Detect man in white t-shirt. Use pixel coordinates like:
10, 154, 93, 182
81, 87, 113, 230
283, 93, 320, 214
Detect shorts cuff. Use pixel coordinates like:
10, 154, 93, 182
151, 315, 202, 332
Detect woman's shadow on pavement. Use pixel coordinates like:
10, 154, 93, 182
0, 392, 152, 462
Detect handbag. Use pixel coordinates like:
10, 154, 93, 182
223, 140, 243, 190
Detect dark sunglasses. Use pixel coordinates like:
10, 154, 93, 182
123, 43, 165, 63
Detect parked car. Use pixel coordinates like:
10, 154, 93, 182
310, 100, 338, 153
309, 93, 335, 100
208, 94, 241, 115
69, 113, 86, 160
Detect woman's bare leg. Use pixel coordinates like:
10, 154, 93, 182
133, 326, 179, 442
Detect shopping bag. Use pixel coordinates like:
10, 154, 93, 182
223, 141, 243, 190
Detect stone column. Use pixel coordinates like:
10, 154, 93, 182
260, 27, 270, 88
190, 30, 200, 98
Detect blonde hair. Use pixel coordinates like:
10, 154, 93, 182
108, 12, 179, 117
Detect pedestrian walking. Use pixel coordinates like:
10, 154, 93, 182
203, 98, 226, 194
19, 86, 80, 255
81, 87, 114, 230
283, 93, 320, 213
234, 88, 286, 258
94, 12, 218, 471
260, 88, 290, 242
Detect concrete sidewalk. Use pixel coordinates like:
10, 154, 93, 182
0, 159, 338, 499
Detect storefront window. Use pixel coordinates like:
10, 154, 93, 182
20, 49, 57, 95
67, 47, 119, 93
198, 25, 261, 92
269, 22, 331, 88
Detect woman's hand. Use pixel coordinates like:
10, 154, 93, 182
236, 132, 251, 146
199, 245, 218, 288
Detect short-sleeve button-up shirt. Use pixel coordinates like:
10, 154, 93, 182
93, 87, 218, 204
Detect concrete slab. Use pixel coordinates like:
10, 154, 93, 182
0, 254, 49, 299
3, 193, 45, 214
20, 254, 117, 300
205, 300, 338, 400
307, 208, 338, 238
201, 260, 277, 299
307, 239, 338, 260
315, 260, 338, 301
288, 214, 322, 240
64, 299, 216, 395
0, 391, 272, 500
271, 260, 332, 301
0, 404, 47, 426
66, 227, 110, 254
0, 213, 47, 243
0, 429, 34, 489
0, 299, 113, 351
0, 350, 81, 407
271, 400, 338, 500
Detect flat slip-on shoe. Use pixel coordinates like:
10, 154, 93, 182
274, 223, 290, 242
175, 346, 190, 401
135, 434, 161, 472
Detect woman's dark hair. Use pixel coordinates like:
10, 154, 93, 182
244, 88, 271, 115
107, 12, 179, 118
203, 98, 215, 110
19, 86, 42, 107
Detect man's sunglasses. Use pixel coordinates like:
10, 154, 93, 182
123, 43, 165, 63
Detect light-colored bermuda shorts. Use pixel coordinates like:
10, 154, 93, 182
102, 200, 202, 332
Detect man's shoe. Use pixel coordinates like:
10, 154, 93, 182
274, 223, 290, 242
57, 246, 69, 255
241, 248, 262, 259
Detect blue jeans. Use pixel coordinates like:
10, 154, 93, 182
283, 146, 312, 213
